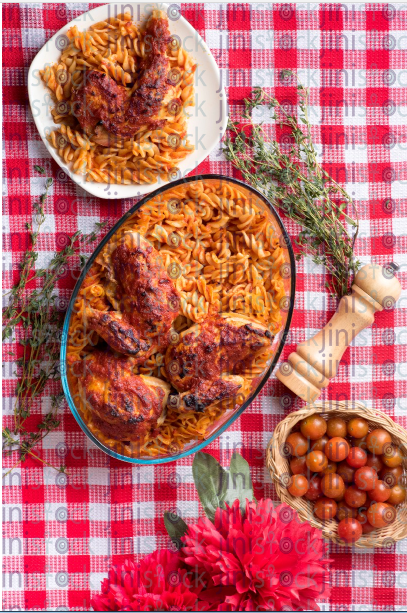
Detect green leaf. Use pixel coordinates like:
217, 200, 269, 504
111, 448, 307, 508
192, 452, 228, 522
164, 511, 188, 548
224, 453, 254, 511
34, 165, 45, 174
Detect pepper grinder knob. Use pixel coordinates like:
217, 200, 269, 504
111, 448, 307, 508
276, 263, 402, 403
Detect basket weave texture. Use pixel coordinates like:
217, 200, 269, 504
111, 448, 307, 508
267, 401, 407, 548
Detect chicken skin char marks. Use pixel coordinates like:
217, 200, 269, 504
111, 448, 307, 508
86, 232, 180, 359
166, 313, 273, 412
72, 12, 173, 138
74, 350, 170, 441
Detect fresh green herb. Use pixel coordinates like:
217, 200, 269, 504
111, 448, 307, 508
222, 72, 360, 297
34, 165, 45, 174
2, 168, 106, 476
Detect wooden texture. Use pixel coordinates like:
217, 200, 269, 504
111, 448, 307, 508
276, 265, 402, 402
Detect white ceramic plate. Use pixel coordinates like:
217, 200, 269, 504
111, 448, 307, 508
27, 2, 227, 199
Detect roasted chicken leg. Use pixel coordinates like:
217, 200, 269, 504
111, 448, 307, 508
72, 10, 172, 138
74, 350, 170, 441
165, 313, 273, 412
86, 231, 180, 358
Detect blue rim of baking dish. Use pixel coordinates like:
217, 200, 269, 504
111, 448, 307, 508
60, 174, 296, 464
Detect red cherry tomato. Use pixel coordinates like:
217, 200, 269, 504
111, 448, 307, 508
387, 485, 406, 506
306, 451, 328, 473
366, 429, 392, 455
354, 466, 378, 491
346, 447, 367, 469
365, 454, 383, 473
305, 476, 322, 501
290, 456, 308, 475
326, 417, 347, 438
382, 445, 403, 468
337, 461, 355, 484
344, 485, 367, 508
338, 518, 363, 543
314, 497, 337, 520
286, 432, 309, 457
311, 435, 329, 453
300, 415, 327, 440
379, 465, 403, 488
367, 480, 391, 503
336, 501, 358, 521
287, 474, 308, 497
367, 502, 396, 528
347, 417, 369, 439
325, 437, 350, 462
356, 511, 377, 534
321, 473, 345, 499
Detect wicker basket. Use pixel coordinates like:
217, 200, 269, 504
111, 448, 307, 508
267, 401, 407, 548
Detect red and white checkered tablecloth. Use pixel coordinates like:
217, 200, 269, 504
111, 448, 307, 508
3, 3, 407, 611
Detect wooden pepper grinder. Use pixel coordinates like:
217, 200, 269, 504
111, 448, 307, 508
276, 263, 402, 403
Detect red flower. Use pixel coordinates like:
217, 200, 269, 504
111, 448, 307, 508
181, 500, 331, 611
91, 549, 209, 611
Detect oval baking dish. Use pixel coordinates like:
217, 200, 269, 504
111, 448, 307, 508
60, 175, 296, 464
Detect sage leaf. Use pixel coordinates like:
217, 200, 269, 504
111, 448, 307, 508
192, 452, 228, 522
224, 453, 254, 511
164, 511, 188, 549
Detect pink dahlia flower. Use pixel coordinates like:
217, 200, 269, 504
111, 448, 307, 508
181, 499, 331, 611
91, 549, 209, 611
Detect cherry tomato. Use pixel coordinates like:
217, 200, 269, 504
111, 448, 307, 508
352, 436, 368, 451
287, 474, 308, 497
337, 461, 355, 484
314, 497, 337, 520
326, 417, 347, 438
311, 435, 329, 453
382, 445, 403, 468
344, 485, 367, 508
356, 510, 377, 534
356, 508, 369, 525
367, 480, 391, 503
321, 460, 337, 477
336, 501, 358, 521
306, 451, 328, 473
347, 417, 369, 439
346, 447, 367, 469
305, 476, 322, 501
366, 429, 392, 455
366, 454, 383, 473
321, 473, 345, 499
286, 432, 309, 457
325, 437, 350, 462
332, 490, 345, 502
290, 456, 308, 475
354, 466, 378, 491
379, 465, 403, 488
300, 415, 327, 440
367, 502, 396, 528
387, 485, 406, 506
338, 518, 363, 543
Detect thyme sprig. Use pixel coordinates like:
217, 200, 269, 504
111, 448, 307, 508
222, 73, 360, 298
2, 167, 106, 476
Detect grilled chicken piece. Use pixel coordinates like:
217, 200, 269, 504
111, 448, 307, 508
74, 350, 170, 441
165, 313, 273, 412
87, 231, 180, 357
85, 308, 153, 359
72, 11, 172, 138
72, 70, 129, 135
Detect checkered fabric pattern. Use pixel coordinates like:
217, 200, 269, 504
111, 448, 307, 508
3, 3, 407, 610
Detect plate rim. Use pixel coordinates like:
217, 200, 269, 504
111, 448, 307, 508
60, 174, 296, 465
27, 2, 228, 199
